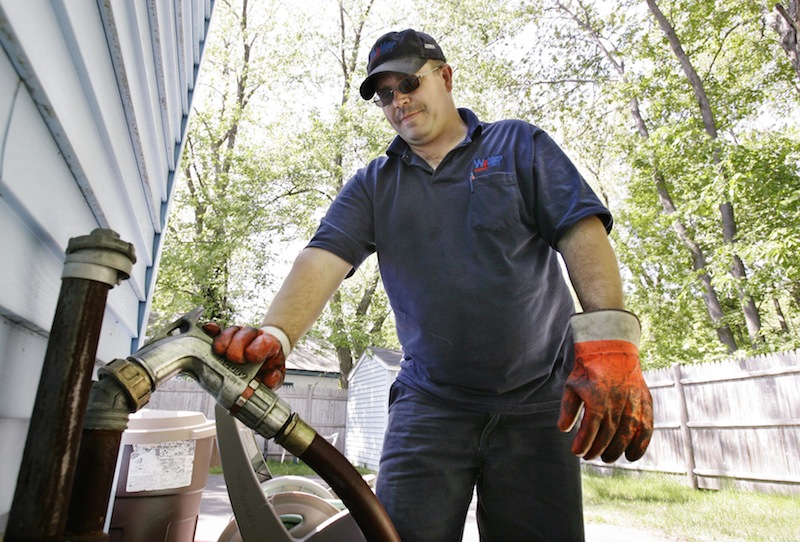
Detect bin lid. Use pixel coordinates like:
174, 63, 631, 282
122, 409, 216, 445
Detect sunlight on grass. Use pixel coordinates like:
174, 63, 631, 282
265, 460, 317, 477
582, 470, 800, 541
210, 460, 374, 478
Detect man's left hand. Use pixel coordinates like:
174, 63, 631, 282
557, 310, 654, 462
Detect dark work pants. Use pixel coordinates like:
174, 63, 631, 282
376, 381, 585, 542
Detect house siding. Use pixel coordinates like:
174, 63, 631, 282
346, 350, 401, 472
0, 0, 214, 532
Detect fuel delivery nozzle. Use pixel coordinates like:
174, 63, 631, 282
96, 308, 316, 456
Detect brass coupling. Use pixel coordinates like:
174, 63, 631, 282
274, 413, 317, 457
98, 358, 153, 411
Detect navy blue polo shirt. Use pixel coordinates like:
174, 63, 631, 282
308, 109, 611, 414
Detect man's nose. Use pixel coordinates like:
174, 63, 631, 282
392, 89, 411, 107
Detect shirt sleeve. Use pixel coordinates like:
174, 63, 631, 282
306, 169, 377, 273
529, 127, 612, 247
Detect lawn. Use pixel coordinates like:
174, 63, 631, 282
582, 469, 800, 541
209, 459, 373, 477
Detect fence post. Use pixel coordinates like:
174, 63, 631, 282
673, 362, 698, 489
306, 385, 315, 424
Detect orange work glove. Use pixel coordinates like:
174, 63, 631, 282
557, 310, 653, 463
202, 323, 291, 389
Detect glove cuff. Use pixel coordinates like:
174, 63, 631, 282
260, 325, 292, 356
570, 309, 641, 347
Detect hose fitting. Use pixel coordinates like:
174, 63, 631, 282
120, 308, 299, 442
63, 228, 136, 286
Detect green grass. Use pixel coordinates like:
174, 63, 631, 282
210, 459, 373, 478
582, 469, 800, 541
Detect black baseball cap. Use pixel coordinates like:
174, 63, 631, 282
359, 29, 446, 100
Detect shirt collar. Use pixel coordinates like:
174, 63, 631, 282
386, 108, 484, 159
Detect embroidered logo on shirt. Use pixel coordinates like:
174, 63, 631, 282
469, 155, 504, 192
472, 155, 503, 172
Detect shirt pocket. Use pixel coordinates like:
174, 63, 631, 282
469, 172, 521, 234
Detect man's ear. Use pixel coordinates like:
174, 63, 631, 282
441, 64, 454, 92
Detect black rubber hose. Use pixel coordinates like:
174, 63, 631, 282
299, 434, 401, 542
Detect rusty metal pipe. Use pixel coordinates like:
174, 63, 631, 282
64, 377, 138, 541
65, 430, 125, 542
6, 229, 135, 542
6, 279, 112, 542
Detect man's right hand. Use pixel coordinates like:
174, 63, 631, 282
202, 323, 287, 389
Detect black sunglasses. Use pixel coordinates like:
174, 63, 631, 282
372, 66, 442, 107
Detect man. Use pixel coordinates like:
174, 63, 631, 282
206, 29, 653, 542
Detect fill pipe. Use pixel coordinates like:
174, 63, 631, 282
6, 229, 135, 542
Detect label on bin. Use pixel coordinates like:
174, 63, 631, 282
126, 439, 196, 492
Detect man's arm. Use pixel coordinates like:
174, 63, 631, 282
556, 215, 623, 312
205, 247, 352, 388
262, 247, 353, 347
555, 215, 653, 463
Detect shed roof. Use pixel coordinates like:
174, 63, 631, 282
349, 347, 403, 381
286, 337, 340, 375
370, 347, 404, 368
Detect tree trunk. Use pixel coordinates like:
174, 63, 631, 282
773, 1, 800, 85
720, 202, 763, 343
329, 0, 381, 387
337, 344, 354, 389
656, 178, 738, 351
773, 297, 789, 334
646, 0, 762, 346
331, 290, 353, 389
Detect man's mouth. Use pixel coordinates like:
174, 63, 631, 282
398, 108, 422, 123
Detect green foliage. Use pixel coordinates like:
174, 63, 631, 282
152, 0, 800, 373
151, 0, 406, 373
151, 0, 294, 330
517, 0, 800, 367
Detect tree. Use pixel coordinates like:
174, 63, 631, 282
152, 0, 406, 384
152, 0, 800, 374
548, 0, 740, 356
509, 0, 800, 366
301, 0, 399, 387
773, 0, 800, 86
151, 0, 316, 329
154, 0, 260, 326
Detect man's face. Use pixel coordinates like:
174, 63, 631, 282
374, 62, 452, 148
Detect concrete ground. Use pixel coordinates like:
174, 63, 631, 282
195, 474, 675, 542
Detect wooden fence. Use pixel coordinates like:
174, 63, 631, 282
146, 377, 348, 461
586, 349, 800, 495
146, 350, 800, 495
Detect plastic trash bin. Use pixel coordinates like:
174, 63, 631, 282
109, 409, 216, 542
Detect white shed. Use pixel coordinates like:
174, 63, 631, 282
345, 347, 403, 472
0, 0, 214, 533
